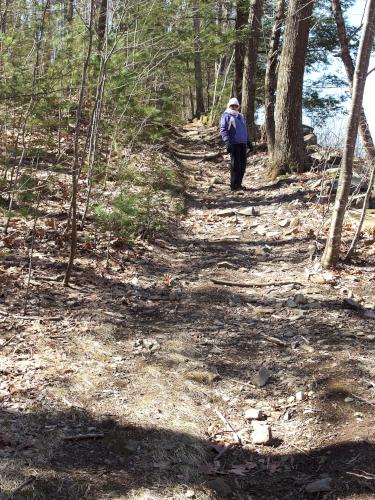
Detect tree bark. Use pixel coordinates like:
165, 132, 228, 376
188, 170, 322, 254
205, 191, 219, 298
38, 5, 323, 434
264, 0, 285, 153
192, 0, 205, 118
321, 0, 375, 268
234, 0, 248, 100
331, 0, 375, 159
241, 0, 263, 140
64, 0, 95, 287
97, 0, 107, 52
269, 0, 314, 177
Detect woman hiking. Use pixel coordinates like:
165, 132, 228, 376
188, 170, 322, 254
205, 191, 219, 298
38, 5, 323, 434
220, 97, 253, 191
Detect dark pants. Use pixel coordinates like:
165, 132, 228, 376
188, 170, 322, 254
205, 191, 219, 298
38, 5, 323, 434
230, 143, 247, 190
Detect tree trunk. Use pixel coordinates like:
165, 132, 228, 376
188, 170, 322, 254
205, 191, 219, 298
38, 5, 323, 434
321, 0, 375, 268
65, 0, 74, 23
64, 0, 95, 287
269, 0, 314, 177
234, 0, 248, 100
97, 0, 107, 52
331, 0, 375, 159
264, 0, 285, 153
241, 0, 263, 140
192, 0, 205, 118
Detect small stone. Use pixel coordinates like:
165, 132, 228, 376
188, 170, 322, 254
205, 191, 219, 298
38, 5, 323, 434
255, 247, 266, 256
300, 343, 314, 353
296, 391, 306, 401
294, 293, 307, 305
279, 219, 290, 227
186, 490, 196, 498
255, 367, 270, 387
286, 298, 297, 308
344, 397, 354, 403
238, 207, 259, 216
290, 217, 300, 227
251, 424, 272, 445
305, 477, 332, 493
245, 408, 263, 420
287, 396, 295, 404
207, 478, 232, 497
217, 261, 237, 269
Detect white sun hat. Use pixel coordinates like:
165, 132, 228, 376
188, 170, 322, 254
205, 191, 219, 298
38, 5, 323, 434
228, 97, 240, 107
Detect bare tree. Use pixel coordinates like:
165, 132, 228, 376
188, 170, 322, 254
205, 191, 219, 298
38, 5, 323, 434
234, 0, 248, 100
97, 0, 108, 52
241, 0, 263, 140
321, 0, 375, 268
192, 0, 205, 118
64, 0, 95, 287
264, 0, 285, 153
269, 0, 314, 178
332, 0, 375, 159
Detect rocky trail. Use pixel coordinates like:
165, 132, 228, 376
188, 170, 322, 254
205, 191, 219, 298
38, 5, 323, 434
1, 124, 375, 499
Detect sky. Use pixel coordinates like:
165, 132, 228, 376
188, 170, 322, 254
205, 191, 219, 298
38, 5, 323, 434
303, 0, 375, 146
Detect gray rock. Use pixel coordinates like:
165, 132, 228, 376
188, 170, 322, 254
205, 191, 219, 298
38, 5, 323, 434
217, 261, 237, 269
302, 124, 314, 136
238, 206, 259, 216
207, 478, 232, 497
295, 391, 306, 401
305, 477, 332, 493
286, 298, 297, 308
294, 293, 307, 305
255, 367, 270, 387
251, 423, 272, 445
245, 408, 263, 420
304, 133, 318, 146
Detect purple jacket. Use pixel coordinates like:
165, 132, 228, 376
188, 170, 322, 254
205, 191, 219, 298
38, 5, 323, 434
220, 111, 249, 144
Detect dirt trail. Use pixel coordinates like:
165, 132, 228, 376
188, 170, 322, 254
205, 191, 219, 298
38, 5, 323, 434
1, 124, 375, 499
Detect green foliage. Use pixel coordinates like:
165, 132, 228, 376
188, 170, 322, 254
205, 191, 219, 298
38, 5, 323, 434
94, 154, 183, 240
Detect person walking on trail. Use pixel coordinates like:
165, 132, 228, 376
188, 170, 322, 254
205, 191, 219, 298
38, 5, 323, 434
220, 97, 253, 191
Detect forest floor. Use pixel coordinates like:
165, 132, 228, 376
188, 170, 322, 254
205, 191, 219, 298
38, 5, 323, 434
0, 123, 375, 500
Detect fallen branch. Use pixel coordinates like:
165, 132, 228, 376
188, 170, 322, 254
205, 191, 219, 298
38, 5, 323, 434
346, 470, 375, 480
168, 145, 221, 161
259, 333, 288, 347
350, 393, 375, 408
213, 408, 242, 445
228, 378, 256, 389
0, 314, 62, 321
6, 476, 36, 500
211, 278, 303, 288
0, 336, 16, 350
63, 433, 104, 441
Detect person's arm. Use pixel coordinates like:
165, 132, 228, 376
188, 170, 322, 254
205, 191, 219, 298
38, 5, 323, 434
220, 114, 231, 152
220, 114, 229, 143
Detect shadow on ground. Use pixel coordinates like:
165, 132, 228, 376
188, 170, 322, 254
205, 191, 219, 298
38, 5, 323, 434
0, 406, 375, 499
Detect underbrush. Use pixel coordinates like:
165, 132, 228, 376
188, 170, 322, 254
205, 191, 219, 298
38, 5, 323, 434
93, 150, 184, 241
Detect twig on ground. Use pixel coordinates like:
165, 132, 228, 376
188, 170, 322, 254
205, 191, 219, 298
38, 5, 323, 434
346, 470, 375, 480
0, 336, 16, 350
213, 408, 242, 445
6, 476, 36, 500
63, 433, 104, 441
0, 314, 62, 321
259, 333, 288, 347
350, 393, 375, 408
228, 378, 256, 388
211, 278, 303, 288
290, 443, 309, 455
